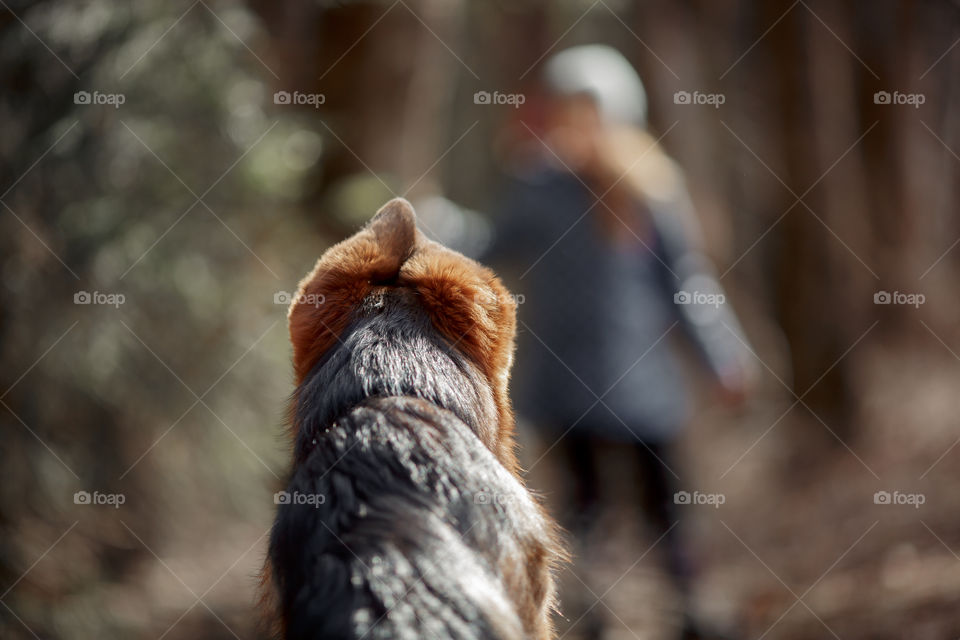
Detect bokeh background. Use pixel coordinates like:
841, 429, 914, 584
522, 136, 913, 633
2, 1, 960, 638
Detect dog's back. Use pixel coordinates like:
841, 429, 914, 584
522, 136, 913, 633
264, 200, 562, 639
275, 397, 545, 640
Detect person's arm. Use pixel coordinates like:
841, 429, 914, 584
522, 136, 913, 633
650, 186, 753, 400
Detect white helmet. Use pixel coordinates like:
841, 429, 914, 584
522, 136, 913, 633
543, 44, 648, 127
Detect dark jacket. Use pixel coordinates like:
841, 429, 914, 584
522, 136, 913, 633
487, 167, 745, 442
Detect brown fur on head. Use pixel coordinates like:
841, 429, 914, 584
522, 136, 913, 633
287, 198, 520, 471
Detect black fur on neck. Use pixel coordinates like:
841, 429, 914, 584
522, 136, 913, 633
291, 288, 498, 464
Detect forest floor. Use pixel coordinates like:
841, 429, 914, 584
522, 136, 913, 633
5, 340, 958, 640
527, 344, 960, 640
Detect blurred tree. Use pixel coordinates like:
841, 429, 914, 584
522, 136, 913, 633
1, 2, 297, 638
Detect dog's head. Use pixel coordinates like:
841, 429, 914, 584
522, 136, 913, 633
287, 198, 519, 469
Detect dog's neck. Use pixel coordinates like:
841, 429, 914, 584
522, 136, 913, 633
291, 290, 499, 464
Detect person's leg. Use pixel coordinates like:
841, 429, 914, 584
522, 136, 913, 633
636, 440, 738, 639
634, 439, 694, 595
555, 430, 606, 639
559, 430, 601, 536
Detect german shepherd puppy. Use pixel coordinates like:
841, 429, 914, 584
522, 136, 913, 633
262, 199, 563, 639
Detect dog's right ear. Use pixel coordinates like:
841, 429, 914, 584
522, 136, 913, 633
288, 198, 418, 384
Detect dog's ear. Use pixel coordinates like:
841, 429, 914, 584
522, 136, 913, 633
397, 240, 519, 470
366, 198, 418, 283
288, 198, 418, 383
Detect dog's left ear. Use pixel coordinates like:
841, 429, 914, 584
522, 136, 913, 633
288, 198, 418, 383
366, 198, 418, 283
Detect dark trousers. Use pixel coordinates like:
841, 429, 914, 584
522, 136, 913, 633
559, 430, 693, 595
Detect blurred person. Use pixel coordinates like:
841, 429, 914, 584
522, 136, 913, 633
485, 45, 753, 640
